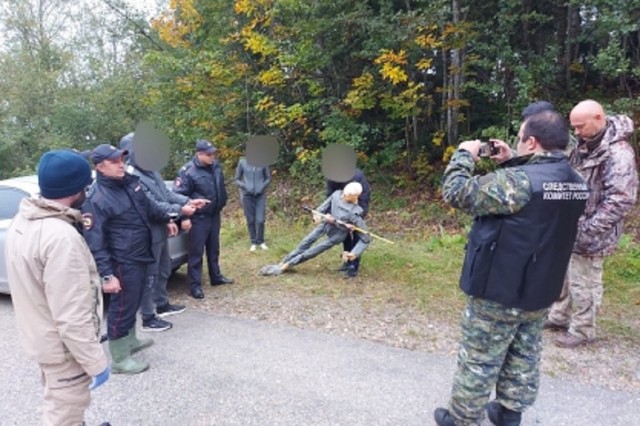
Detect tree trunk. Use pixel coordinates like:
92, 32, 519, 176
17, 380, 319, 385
564, 3, 573, 93
441, 41, 448, 145
446, 0, 462, 147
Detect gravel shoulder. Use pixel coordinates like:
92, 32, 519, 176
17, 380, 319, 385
167, 273, 640, 393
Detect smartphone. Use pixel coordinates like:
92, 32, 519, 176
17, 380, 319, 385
479, 141, 499, 158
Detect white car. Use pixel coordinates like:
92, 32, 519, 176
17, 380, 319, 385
0, 176, 188, 295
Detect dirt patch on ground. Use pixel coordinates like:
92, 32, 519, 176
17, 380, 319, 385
167, 274, 640, 393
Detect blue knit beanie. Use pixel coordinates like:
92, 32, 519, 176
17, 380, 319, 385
38, 150, 92, 199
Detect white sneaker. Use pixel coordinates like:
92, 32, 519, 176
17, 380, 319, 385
250, 244, 257, 252
260, 243, 269, 250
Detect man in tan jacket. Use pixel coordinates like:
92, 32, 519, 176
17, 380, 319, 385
5, 150, 111, 426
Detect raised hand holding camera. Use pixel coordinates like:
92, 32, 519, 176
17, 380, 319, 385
459, 139, 512, 162
487, 139, 515, 162
478, 140, 500, 158
458, 140, 483, 160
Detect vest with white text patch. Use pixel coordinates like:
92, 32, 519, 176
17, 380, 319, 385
460, 157, 588, 311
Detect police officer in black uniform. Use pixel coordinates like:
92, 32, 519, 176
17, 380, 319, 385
82, 144, 174, 374
174, 139, 234, 300
326, 168, 371, 278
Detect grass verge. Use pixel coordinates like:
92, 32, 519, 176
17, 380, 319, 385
206, 204, 639, 345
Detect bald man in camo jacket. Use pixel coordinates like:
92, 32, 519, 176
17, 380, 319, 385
547, 100, 638, 349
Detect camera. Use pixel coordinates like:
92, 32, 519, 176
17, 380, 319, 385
478, 141, 499, 158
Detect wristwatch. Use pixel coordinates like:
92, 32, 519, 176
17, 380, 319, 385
101, 275, 114, 285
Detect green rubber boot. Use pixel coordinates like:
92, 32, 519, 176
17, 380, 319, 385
127, 327, 154, 354
109, 336, 149, 374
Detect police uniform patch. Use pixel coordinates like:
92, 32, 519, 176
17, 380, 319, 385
174, 177, 181, 187
82, 213, 94, 230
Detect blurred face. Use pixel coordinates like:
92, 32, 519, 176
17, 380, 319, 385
197, 151, 216, 166
570, 111, 605, 139
96, 156, 126, 178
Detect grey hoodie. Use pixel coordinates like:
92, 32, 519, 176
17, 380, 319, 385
120, 134, 188, 243
234, 157, 271, 196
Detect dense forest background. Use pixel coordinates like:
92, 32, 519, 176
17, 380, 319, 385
1, 0, 639, 186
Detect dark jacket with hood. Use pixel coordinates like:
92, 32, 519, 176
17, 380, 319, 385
120, 134, 188, 243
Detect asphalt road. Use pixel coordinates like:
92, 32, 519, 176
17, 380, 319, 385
1, 295, 638, 426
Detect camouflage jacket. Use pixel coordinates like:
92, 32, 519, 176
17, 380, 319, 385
441, 150, 567, 217
569, 115, 638, 256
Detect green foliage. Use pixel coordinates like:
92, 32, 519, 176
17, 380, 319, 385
0, 0, 155, 177
604, 235, 640, 305
318, 109, 370, 151
591, 41, 632, 78
287, 148, 324, 189
2, 0, 640, 185
369, 139, 405, 170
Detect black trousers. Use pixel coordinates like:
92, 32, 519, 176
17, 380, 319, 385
107, 261, 147, 340
344, 232, 361, 271
188, 213, 222, 291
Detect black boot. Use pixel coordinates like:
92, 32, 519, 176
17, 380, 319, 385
486, 401, 522, 426
433, 407, 457, 426
211, 275, 234, 285
344, 265, 358, 279
190, 286, 204, 299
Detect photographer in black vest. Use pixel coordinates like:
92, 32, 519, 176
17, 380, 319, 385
434, 111, 588, 426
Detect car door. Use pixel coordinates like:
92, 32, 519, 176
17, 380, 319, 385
0, 186, 31, 294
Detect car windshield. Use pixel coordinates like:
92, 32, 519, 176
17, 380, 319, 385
0, 186, 30, 220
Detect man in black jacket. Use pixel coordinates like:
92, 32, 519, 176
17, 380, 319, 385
433, 111, 588, 426
326, 169, 371, 278
120, 133, 208, 332
83, 144, 173, 375
174, 140, 233, 300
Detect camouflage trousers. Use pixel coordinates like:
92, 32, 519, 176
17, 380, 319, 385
447, 297, 547, 426
548, 253, 603, 340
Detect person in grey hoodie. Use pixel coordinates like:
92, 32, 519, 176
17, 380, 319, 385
119, 133, 207, 331
234, 156, 271, 251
